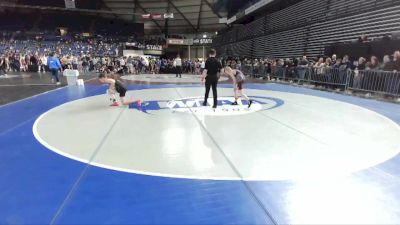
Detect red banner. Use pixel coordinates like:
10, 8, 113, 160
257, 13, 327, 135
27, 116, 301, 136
151, 14, 162, 19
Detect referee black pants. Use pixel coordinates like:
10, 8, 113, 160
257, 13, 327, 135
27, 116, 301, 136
176, 66, 182, 78
204, 78, 218, 107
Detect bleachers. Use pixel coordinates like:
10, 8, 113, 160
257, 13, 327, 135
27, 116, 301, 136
237, 17, 266, 40
0, 10, 142, 36
214, 0, 400, 58
307, 5, 400, 57
327, 0, 394, 19
253, 27, 307, 58
267, 0, 327, 33
0, 39, 119, 56
228, 40, 253, 58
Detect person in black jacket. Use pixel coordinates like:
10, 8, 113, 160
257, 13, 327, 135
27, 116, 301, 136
201, 49, 223, 109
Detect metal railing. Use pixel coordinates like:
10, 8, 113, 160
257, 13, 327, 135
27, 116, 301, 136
240, 64, 400, 97
348, 70, 400, 96
308, 67, 351, 88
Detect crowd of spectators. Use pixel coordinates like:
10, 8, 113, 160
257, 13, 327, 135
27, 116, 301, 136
0, 35, 207, 77
1, 31, 398, 97
100, 57, 206, 76
0, 29, 215, 77
222, 50, 400, 79
0, 36, 119, 75
220, 49, 400, 97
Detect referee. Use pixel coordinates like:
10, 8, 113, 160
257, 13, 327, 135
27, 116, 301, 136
201, 49, 223, 109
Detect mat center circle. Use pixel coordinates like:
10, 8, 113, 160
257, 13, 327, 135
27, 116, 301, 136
33, 87, 400, 181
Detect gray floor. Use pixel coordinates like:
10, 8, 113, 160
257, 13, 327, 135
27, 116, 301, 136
0, 72, 97, 105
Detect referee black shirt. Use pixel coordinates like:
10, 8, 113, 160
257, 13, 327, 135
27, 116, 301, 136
205, 57, 222, 80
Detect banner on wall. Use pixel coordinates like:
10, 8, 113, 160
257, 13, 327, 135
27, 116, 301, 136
164, 13, 174, 19
193, 38, 213, 45
167, 38, 193, 46
144, 50, 163, 55
152, 14, 163, 20
123, 50, 144, 57
126, 42, 163, 51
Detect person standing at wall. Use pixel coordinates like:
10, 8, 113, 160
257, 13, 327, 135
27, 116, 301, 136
297, 55, 309, 83
201, 49, 223, 109
39, 54, 47, 73
174, 54, 182, 78
200, 59, 206, 74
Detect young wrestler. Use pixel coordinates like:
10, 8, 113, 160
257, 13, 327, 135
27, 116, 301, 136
223, 66, 253, 108
98, 73, 141, 107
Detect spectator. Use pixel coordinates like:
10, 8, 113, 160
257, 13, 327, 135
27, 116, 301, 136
356, 57, 367, 70
200, 60, 206, 74
366, 56, 380, 70
20, 55, 26, 72
331, 54, 337, 62
72, 56, 78, 70
393, 50, 400, 72
236, 60, 241, 71
82, 57, 89, 74
340, 55, 352, 70
0, 55, 6, 76
276, 59, 284, 78
314, 57, 326, 75
4, 54, 10, 73
271, 59, 277, 76
332, 58, 342, 69
297, 55, 308, 81
363, 56, 381, 90
126, 56, 134, 74
174, 54, 182, 78
358, 33, 369, 43
39, 54, 47, 73
24, 54, 29, 69
325, 57, 332, 67
352, 57, 367, 89
264, 59, 272, 80
194, 60, 200, 74
381, 55, 392, 71
66, 55, 73, 69
30, 54, 38, 71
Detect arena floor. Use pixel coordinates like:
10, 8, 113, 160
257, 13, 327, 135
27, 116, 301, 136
1, 73, 400, 224
0, 72, 98, 105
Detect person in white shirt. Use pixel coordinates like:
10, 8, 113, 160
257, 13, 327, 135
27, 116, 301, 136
200, 60, 205, 74
174, 55, 182, 78
92, 57, 98, 67
39, 55, 47, 73
119, 57, 126, 74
